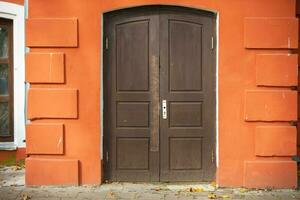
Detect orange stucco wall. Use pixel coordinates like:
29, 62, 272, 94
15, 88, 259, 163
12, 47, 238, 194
0, 148, 26, 162
296, 1, 300, 168
1, 0, 23, 5
24, 0, 298, 188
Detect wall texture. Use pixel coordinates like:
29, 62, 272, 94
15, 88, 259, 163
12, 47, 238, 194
296, 0, 300, 174
25, 0, 298, 188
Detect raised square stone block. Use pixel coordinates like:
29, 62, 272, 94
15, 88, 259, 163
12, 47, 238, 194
255, 126, 296, 156
244, 18, 298, 49
26, 123, 64, 155
27, 88, 78, 119
244, 161, 297, 188
245, 90, 297, 121
25, 158, 79, 185
26, 18, 78, 47
256, 54, 298, 86
26, 52, 65, 83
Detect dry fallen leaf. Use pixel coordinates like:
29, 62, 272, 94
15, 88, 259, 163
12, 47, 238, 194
240, 188, 248, 193
211, 181, 217, 188
220, 194, 230, 199
22, 193, 31, 200
152, 187, 170, 192
208, 193, 217, 199
107, 191, 115, 198
190, 187, 204, 192
13, 165, 23, 171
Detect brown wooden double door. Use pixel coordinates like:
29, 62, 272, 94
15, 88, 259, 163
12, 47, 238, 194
104, 6, 216, 182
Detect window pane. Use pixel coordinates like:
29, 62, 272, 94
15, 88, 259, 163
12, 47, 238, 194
0, 26, 8, 59
0, 64, 8, 95
0, 102, 9, 136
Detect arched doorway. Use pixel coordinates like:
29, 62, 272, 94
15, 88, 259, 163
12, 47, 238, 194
103, 5, 216, 182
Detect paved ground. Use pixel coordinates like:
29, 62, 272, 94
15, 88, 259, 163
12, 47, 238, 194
1, 166, 300, 200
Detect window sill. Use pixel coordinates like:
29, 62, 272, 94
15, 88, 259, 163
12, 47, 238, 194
0, 142, 16, 150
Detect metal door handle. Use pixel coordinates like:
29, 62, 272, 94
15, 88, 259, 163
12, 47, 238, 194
162, 100, 167, 119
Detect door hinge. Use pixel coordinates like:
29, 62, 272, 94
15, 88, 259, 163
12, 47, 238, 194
106, 151, 109, 162
211, 150, 215, 163
211, 36, 214, 50
105, 37, 109, 50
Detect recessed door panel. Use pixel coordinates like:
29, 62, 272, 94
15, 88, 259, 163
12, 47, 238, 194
169, 138, 203, 170
169, 20, 203, 91
116, 21, 149, 91
117, 102, 149, 127
169, 102, 203, 127
117, 138, 149, 170
104, 6, 215, 182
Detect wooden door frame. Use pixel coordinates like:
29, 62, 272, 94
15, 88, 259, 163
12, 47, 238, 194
102, 5, 218, 182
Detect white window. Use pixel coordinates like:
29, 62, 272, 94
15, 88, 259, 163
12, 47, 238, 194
0, 2, 25, 150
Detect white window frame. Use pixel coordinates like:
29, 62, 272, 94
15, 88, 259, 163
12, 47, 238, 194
0, 2, 25, 150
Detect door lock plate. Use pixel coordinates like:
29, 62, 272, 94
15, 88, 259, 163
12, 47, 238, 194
162, 100, 167, 119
